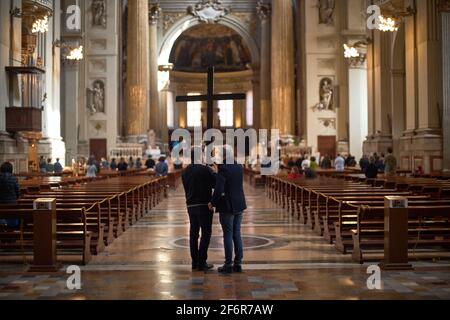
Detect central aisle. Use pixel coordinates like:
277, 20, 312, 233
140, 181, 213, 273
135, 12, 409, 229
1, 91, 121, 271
88, 184, 352, 269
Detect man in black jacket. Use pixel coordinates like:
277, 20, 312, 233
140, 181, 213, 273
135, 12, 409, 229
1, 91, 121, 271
182, 147, 216, 271
210, 146, 247, 274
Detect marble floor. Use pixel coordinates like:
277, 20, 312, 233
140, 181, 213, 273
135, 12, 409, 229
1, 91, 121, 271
1, 184, 450, 300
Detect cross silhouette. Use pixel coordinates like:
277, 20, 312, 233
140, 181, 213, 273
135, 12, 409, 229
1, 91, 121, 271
176, 67, 247, 129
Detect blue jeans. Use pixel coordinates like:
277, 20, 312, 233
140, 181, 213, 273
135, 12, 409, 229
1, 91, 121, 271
219, 212, 243, 266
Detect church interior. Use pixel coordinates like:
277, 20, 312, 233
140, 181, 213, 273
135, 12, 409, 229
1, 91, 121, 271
0, 0, 450, 302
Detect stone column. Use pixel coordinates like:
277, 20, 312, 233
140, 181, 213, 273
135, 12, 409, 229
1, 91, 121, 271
149, 3, 162, 138
442, 4, 450, 172
411, 0, 443, 173
126, 0, 149, 139
257, 2, 271, 130
271, 0, 295, 136
348, 62, 368, 162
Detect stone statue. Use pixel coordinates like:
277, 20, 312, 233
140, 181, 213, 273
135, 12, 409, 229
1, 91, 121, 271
316, 78, 334, 111
147, 129, 156, 149
92, 0, 107, 28
318, 0, 335, 25
87, 81, 105, 114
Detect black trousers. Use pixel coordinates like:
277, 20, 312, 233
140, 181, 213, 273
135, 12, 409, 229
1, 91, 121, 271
188, 206, 213, 267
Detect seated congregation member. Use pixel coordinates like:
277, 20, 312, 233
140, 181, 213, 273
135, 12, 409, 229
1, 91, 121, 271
305, 157, 318, 178
128, 157, 135, 169
145, 155, 156, 169
155, 157, 169, 177
210, 146, 247, 274
288, 166, 301, 180
101, 157, 110, 169
301, 156, 310, 171
135, 158, 142, 169
86, 159, 98, 178
110, 158, 118, 171
334, 154, 345, 172
46, 158, 55, 173
0, 162, 20, 227
182, 147, 216, 271
365, 157, 379, 179
54, 158, 64, 174
39, 156, 47, 173
118, 158, 128, 171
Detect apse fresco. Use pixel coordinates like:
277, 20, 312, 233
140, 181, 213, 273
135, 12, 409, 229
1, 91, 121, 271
169, 24, 252, 73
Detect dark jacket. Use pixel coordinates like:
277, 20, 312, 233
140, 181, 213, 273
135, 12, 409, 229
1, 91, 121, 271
155, 162, 168, 177
0, 173, 20, 204
365, 163, 379, 179
118, 162, 128, 171
211, 164, 247, 215
182, 164, 216, 207
145, 159, 155, 169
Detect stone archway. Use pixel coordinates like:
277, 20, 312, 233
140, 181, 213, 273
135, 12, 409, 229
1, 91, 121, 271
158, 16, 260, 67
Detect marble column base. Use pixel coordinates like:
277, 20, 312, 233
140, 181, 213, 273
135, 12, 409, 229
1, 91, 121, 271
362, 134, 393, 156
399, 131, 443, 174
0, 132, 29, 172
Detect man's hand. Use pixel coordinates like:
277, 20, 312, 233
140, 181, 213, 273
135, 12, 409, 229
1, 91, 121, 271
208, 202, 214, 212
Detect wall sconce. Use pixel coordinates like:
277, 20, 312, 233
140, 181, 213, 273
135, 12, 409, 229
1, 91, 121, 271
377, 5, 416, 32
53, 40, 84, 62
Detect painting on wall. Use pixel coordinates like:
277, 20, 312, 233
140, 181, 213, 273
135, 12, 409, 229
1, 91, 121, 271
169, 24, 252, 73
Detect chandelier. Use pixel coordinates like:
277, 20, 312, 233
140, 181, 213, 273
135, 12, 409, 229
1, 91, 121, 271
377, 15, 399, 32
66, 46, 84, 61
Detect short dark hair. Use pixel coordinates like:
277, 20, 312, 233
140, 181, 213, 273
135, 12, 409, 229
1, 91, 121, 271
159, 156, 166, 162
387, 147, 393, 154
0, 162, 13, 174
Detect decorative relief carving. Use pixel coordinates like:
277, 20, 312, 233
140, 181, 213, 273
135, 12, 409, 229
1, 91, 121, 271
149, 3, 162, 25
318, 0, 335, 25
438, 0, 450, 11
162, 13, 186, 32
318, 118, 336, 129
92, 0, 107, 28
256, 2, 271, 21
89, 59, 107, 73
90, 39, 107, 50
187, 0, 230, 23
317, 58, 335, 70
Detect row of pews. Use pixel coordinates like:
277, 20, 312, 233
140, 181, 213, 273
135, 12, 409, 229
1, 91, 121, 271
0, 172, 176, 265
266, 174, 450, 263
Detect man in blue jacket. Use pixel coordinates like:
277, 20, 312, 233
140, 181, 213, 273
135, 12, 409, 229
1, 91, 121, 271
209, 146, 247, 274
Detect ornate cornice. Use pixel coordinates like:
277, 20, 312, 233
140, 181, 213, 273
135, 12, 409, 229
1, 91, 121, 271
187, 0, 230, 23
438, 0, 450, 12
256, 2, 271, 21
149, 2, 162, 24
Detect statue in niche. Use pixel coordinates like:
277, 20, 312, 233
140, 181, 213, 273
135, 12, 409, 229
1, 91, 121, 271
315, 78, 334, 111
318, 0, 335, 25
87, 80, 105, 114
147, 129, 157, 150
92, 0, 107, 28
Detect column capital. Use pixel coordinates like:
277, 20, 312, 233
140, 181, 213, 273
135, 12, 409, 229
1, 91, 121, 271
438, 0, 450, 12
256, 2, 271, 21
149, 2, 162, 25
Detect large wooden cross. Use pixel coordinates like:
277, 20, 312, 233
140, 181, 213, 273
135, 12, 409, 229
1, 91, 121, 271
176, 67, 247, 129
